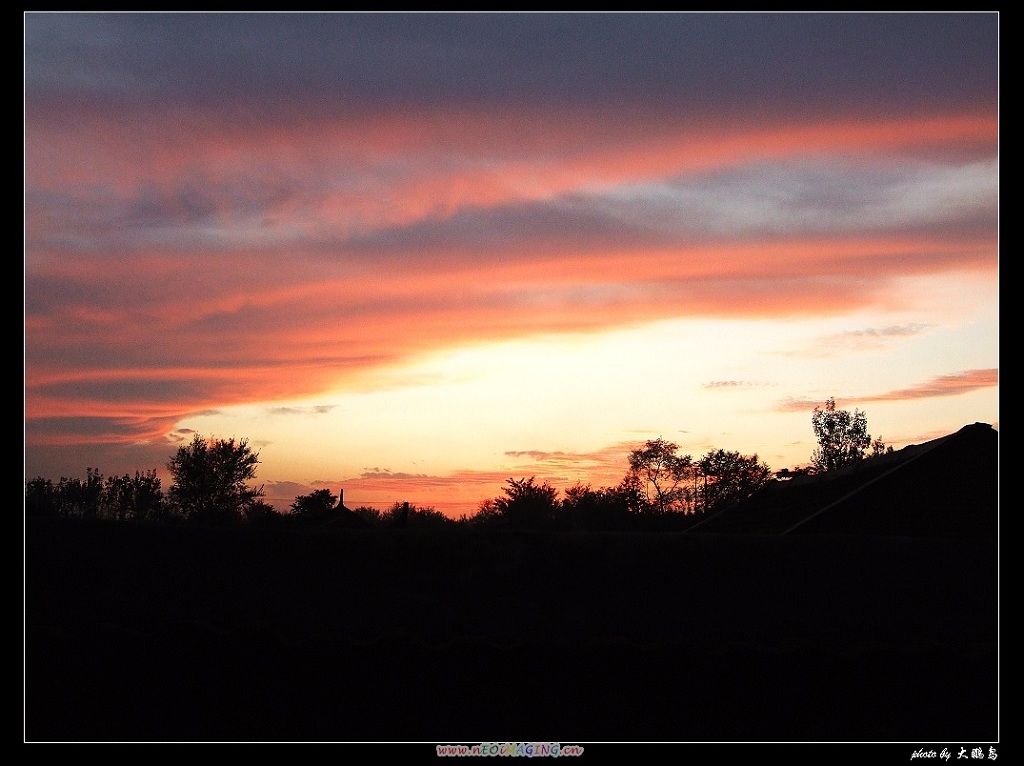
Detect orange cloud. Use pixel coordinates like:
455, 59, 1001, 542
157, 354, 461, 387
775, 369, 999, 413
25, 97, 997, 472
26, 104, 995, 229
26, 230, 996, 440
856, 369, 999, 402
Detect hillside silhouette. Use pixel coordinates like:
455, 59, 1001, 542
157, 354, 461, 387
24, 422, 999, 742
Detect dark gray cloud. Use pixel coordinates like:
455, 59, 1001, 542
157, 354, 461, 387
24, 439, 180, 483
26, 415, 150, 438
25, 173, 307, 255
263, 480, 312, 499
24, 417, 190, 485
34, 378, 207, 404
342, 195, 655, 256
338, 155, 997, 266
26, 152, 999, 261
25, 13, 997, 117
645, 159, 999, 238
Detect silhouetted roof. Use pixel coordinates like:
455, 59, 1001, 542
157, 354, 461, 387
691, 422, 998, 537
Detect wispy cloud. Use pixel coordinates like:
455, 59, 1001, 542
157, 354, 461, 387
855, 369, 998, 402
267, 405, 336, 415
775, 368, 998, 412
775, 397, 823, 414
359, 468, 432, 480
782, 323, 939, 359
502, 443, 636, 485
821, 323, 935, 350
703, 380, 767, 390
263, 480, 312, 503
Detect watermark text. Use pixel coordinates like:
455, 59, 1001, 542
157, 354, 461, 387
437, 742, 584, 757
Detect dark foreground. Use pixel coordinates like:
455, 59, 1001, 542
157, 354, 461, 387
25, 518, 999, 742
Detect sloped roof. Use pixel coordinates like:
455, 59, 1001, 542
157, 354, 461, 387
691, 422, 998, 537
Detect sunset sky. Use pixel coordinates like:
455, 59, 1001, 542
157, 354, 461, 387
24, 12, 999, 516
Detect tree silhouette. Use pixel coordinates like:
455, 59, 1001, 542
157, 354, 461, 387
464, 498, 503, 526
245, 499, 285, 526
380, 502, 454, 528
696, 449, 772, 513
626, 438, 692, 513
811, 397, 873, 473
562, 481, 634, 529
167, 434, 264, 524
352, 505, 384, 526
290, 488, 338, 523
25, 477, 58, 517
102, 470, 166, 522
25, 468, 167, 521
871, 436, 893, 458
495, 476, 560, 528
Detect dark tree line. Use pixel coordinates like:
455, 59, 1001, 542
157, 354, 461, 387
464, 398, 890, 529
25, 399, 887, 528
465, 439, 774, 530
24, 434, 271, 524
25, 468, 168, 522
24, 433, 454, 528
286, 487, 454, 529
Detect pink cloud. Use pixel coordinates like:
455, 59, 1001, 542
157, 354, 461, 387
856, 369, 999, 402
775, 369, 998, 413
26, 100, 997, 464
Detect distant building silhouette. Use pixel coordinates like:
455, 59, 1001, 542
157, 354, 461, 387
328, 488, 368, 527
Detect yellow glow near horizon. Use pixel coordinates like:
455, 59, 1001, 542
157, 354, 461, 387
178, 270, 997, 514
